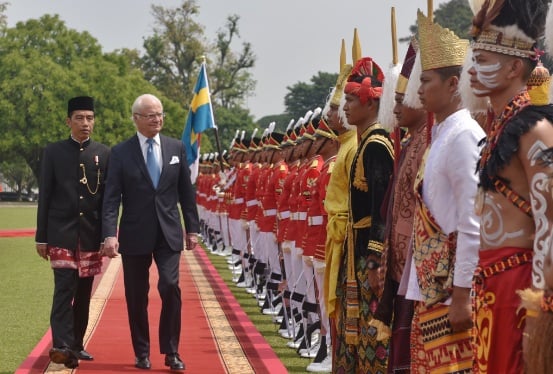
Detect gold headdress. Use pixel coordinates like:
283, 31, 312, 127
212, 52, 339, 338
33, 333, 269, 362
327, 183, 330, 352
417, 10, 469, 71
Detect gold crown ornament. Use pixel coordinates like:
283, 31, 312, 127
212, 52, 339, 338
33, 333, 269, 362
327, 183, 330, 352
417, 10, 469, 70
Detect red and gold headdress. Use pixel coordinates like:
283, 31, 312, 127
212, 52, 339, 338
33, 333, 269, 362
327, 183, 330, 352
314, 117, 337, 140
344, 57, 385, 105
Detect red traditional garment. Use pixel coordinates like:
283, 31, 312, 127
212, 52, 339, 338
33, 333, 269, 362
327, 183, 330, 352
277, 160, 298, 243
49, 246, 103, 278
303, 156, 335, 260
473, 247, 532, 374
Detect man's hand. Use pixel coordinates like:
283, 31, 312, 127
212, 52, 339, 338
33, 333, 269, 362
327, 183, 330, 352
186, 233, 199, 251
36, 243, 49, 260
449, 286, 473, 332
101, 237, 119, 258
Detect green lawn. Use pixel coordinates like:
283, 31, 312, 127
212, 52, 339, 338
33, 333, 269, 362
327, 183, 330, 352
205, 250, 312, 373
0, 204, 52, 373
0, 205, 314, 373
0, 203, 37, 229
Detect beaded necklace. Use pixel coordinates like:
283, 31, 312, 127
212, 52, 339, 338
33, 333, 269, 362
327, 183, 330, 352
478, 91, 531, 171
475, 91, 532, 216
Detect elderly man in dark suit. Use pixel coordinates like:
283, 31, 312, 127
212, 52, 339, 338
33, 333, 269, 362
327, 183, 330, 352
36, 96, 110, 369
102, 94, 200, 371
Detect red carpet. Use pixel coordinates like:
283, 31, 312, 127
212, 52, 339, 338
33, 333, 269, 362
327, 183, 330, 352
9, 225, 288, 374
76, 255, 228, 373
0, 228, 35, 237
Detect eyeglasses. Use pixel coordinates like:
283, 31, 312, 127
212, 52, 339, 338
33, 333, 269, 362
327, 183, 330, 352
134, 112, 166, 121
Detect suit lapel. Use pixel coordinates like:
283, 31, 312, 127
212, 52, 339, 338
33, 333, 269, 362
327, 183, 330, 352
158, 135, 170, 187
131, 135, 155, 188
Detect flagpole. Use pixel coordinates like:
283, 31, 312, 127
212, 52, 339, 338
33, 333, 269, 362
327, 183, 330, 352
201, 56, 225, 172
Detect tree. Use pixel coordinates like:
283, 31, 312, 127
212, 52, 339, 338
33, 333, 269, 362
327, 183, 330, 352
256, 114, 294, 133
207, 106, 256, 154
141, 1, 206, 106
141, 0, 256, 109
0, 15, 186, 180
401, 0, 473, 41
0, 157, 37, 198
284, 71, 338, 120
209, 15, 256, 109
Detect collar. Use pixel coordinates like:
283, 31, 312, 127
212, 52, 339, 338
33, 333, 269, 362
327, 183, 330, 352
69, 135, 91, 147
137, 132, 161, 147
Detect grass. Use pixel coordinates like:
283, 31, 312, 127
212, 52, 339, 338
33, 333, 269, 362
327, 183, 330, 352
0, 202, 37, 229
0, 204, 53, 374
205, 249, 312, 373
0, 205, 313, 373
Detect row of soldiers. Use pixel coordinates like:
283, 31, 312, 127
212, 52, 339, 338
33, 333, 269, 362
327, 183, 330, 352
198, 1, 553, 373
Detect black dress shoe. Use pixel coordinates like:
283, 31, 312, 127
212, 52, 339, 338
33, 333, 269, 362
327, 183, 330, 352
76, 349, 94, 360
49, 347, 79, 369
165, 353, 185, 370
135, 356, 151, 370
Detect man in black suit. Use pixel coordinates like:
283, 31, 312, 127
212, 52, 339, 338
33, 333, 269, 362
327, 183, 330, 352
36, 96, 110, 368
102, 93, 200, 371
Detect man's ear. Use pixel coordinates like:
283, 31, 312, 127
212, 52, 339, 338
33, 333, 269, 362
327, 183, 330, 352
448, 75, 460, 92
508, 58, 525, 80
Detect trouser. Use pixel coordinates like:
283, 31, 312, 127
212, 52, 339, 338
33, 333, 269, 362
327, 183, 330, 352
313, 259, 330, 342
50, 268, 94, 351
121, 235, 182, 358
282, 240, 295, 290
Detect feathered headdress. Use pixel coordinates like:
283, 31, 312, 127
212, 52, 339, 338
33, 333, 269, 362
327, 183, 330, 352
378, 7, 402, 131
470, 0, 549, 60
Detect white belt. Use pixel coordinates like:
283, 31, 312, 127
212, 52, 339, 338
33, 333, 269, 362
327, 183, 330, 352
298, 212, 307, 221
234, 198, 244, 204
246, 199, 257, 207
264, 209, 277, 216
308, 216, 323, 226
278, 211, 290, 219
290, 212, 298, 220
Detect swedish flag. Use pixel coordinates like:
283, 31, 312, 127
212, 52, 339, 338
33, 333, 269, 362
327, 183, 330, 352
182, 63, 215, 181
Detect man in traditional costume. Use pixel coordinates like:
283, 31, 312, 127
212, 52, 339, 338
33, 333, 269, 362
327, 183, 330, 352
467, 0, 553, 372
313, 39, 357, 374
36, 96, 110, 368
302, 118, 339, 371
333, 52, 394, 373
403, 11, 484, 373
370, 38, 428, 373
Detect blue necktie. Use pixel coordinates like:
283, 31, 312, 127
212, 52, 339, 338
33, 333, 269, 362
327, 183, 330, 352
146, 138, 160, 188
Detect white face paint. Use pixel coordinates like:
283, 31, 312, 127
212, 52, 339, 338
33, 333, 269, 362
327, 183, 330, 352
471, 51, 503, 95
481, 194, 526, 246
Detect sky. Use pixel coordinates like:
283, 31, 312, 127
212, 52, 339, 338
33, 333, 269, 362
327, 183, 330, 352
5, 0, 451, 121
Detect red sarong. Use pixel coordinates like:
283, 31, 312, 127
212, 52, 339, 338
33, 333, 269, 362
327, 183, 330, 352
49, 246, 103, 278
473, 247, 532, 374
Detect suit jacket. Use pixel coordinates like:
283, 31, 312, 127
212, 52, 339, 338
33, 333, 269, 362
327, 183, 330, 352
102, 133, 199, 254
36, 138, 110, 251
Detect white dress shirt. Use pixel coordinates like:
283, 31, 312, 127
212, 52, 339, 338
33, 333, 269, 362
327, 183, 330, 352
137, 132, 162, 173
405, 109, 485, 302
